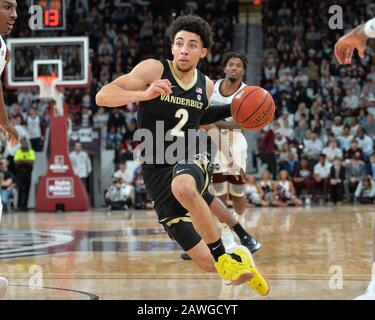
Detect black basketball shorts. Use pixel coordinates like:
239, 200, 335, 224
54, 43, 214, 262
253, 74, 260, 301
142, 156, 214, 251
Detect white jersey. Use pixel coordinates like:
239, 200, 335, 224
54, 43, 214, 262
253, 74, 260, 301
0, 36, 7, 77
276, 180, 292, 199
27, 115, 42, 139
246, 184, 261, 204
210, 79, 248, 173
364, 17, 375, 38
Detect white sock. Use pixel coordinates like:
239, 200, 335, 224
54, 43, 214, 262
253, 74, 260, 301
220, 222, 238, 251
233, 211, 246, 225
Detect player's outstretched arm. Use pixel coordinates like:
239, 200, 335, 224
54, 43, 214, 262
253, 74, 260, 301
199, 104, 231, 125
334, 17, 375, 64
199, 104, 241, 129
199, 77, 240, 128
96, 59, 172, 107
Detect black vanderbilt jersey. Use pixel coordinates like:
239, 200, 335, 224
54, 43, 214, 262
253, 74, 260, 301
137, 60, 210, 165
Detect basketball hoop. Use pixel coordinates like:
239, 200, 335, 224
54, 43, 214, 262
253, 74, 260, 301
36, 74, 59, 99
36, 74, 64, 116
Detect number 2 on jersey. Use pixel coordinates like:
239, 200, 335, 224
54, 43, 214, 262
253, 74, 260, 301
171, 108, 189, 137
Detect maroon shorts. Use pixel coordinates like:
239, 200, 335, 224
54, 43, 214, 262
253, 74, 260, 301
212, 173, 245, 185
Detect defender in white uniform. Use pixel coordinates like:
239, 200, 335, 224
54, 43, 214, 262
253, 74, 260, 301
211, 79, 247, 199
210, 53, 249, 217
0, 0, 19, 299
209, 53, 261, 253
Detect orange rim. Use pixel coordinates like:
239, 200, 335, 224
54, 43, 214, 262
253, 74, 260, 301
36, 72, 58, 86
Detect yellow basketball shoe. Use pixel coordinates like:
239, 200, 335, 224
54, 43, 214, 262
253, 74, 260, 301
214, 251, 254, 286
232, 245, 270, 296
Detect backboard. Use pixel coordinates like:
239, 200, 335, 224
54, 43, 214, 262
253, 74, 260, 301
5, 36, 89, 89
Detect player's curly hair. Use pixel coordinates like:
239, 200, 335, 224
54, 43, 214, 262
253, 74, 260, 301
222, 52, 248, 70
169, 15, 214, 49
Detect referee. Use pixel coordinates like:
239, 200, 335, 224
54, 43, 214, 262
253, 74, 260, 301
14, 137, 35, 211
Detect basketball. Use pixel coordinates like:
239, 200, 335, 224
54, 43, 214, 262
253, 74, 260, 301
231, 86, 275, 130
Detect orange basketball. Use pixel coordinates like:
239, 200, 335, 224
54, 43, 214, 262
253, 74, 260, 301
231, 86, 276, 130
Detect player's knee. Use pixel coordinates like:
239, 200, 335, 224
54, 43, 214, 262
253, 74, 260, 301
171, 177, 199, 202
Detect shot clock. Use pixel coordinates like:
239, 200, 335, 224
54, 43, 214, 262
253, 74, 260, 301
30, 0, 66, 30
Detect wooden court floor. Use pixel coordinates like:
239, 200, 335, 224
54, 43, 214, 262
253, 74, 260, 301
0, 205, 374, 300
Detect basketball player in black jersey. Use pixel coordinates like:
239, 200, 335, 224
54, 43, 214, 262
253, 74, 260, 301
0, 0, 19, 300
96, 15, 269, 295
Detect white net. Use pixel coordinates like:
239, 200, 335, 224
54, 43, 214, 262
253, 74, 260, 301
36, 76, 64, 117
36, 76, 59, 99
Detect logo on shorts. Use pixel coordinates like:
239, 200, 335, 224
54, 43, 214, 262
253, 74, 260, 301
176, 169, 187, 174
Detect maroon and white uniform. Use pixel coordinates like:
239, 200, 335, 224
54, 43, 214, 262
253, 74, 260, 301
210, 79, 248, 197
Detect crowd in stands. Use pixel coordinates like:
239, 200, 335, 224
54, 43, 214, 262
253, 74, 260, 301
4, 0, 238, 157
1, 0, 238, 210
253, 0, 375, 205
2, 0, 375, 209
105, 160, 153, 211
